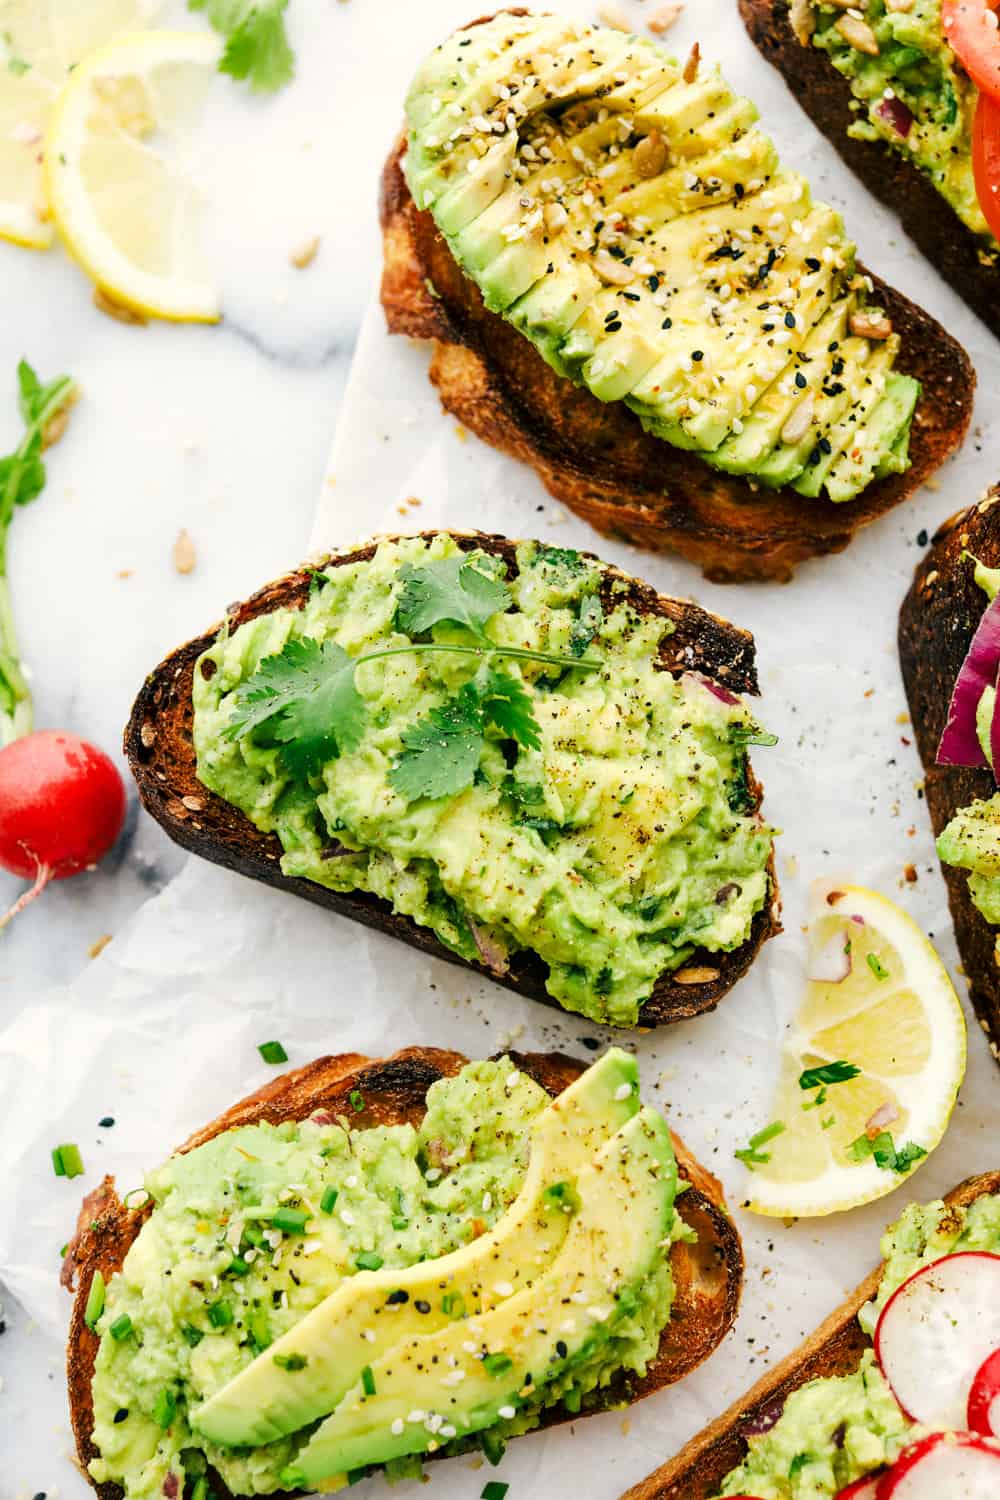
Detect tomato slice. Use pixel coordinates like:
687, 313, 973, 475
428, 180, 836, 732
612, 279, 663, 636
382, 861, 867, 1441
973, 91, 1000, 238
943, 0, 1000, 106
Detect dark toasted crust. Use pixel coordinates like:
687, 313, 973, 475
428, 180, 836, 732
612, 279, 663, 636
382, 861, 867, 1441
622, 1168, 1000, 1500
63, 1047, 745, 1500
898, 491, 1000, 1061
124, 530, 780, 1029
379, 56, 974, 584
740, 0, 1000, 341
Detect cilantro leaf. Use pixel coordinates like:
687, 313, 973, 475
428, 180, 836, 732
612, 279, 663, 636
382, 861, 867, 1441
225, 637, 366, 775
734, 1120, 786, 1169
395, 554, 511, 639
570, 594, 603, 658
388, 685, 484, 802
729, 723, 779, 748
798, 1061, 861, 1091
848, 1129, 927, 1174
480, 669, 541, 750
189, 0, 294, 92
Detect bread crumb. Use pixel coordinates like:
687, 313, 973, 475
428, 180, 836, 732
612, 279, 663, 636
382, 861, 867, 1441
454, 425, 468, 442
173, 529, 196, 575
93, 287, 146, 325
116, 569, 133, 579
648, 2, 683, 33
924, 477, 941, 492
597, 3, 631, 29
896, 711, 910, 724
682, 40, 700, 83
290, 235, 321, 269
903, 864, 918, 884
88, 934, 113, 960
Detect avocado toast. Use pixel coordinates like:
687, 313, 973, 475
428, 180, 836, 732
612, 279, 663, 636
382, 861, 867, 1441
899, 490, 1000, 1064
125, 531, 779, 1030
620, 1170, 1000, 1498
741, 0, 1000, 341
380, 10, 973, 584
62, 1045, 744, 1499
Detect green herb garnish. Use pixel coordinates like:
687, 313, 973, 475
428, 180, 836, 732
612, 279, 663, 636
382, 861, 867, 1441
735, 1120, 786, 1169
349, 1090, 365, 1112
482, 1352, 513, 1377
84, 1270, 105, 1329
570, 594, 603, 657
395, 554, 511, 638
355, 1251, 384, 1272
272, 1207, 308, 1234
798, 1061, 861, 1090
207, 1300, 233, 1328
273, 1351, 308, 1371
389, 669, 541, 803
188, 0, 294, 92
257, 1040, 288, 1064
320, 1185, 339, 1215
848, 1130, 927, 1174
109, 1314, 133, 1341
866, 953, 889, 981
1, 361, 76, 744
482, 1485, 510, 1500
52, 1143, 84, 1179
361, 1365, 376, 1396
152, 1387, 177, 1428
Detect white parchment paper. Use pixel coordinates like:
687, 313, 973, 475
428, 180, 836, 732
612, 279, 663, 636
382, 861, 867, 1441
4, 1, 1000, 1494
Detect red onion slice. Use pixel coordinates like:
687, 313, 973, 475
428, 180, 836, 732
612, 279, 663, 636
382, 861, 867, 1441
875, 94, 914, 137
683, 670, 740, 706
470, 921, 510, 976
992, 664, 1000, 777
937, 594, 1000, 769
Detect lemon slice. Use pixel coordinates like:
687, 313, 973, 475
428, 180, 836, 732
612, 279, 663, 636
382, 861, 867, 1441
0, 0, 162, 248
44, 29, 221, 322
743, 884, 967, 1218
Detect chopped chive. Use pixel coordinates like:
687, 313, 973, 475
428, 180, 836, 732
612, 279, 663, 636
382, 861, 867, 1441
442, 1291, 466, 1318
798, 1061, 860, 1090
361, 1365, 376, 1396
191, 1479, 211, 1500
52, 1143, 84, 1179
258, 1040, 288, 1064
356, 1251, 384, 1272
248, 1309, 271, 1351
866, 953, 889, 981
482, 1353, 512, 1377
272, 1207, 308, 1234
151, 1387, 176, 1428
273, 1352, 308, 1371
207, 1300, 233, 1328
227, 1255, 250, 1277
735, 1120, 786, 1167
181, 1322, 204, 1347
243, 1222, 264, 1246
392, 1216, 408, 1231
59, 1242, 68, 1258
349, 1090, 365, 1112
320, 1186, 339, 1215
109, 1314, 133, 1341
84, 1270, 105, 1329
821, 1116, 835, 1131
482, 1485, 509, 1500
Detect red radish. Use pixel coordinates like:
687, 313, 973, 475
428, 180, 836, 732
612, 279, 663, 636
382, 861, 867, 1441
878, 1431, 1000, 1496
835, 1477, 884, 1499
0, 730, 126, 927
874, 1252, 1000, 1429
968, 1346, 1000, 1437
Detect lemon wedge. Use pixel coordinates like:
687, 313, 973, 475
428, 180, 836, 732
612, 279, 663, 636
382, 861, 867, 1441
743, 884, 966, 1218
44, 29, 221, 322
0, 0, 162, 248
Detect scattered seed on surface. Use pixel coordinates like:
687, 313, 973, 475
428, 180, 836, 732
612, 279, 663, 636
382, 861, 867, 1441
172, 529, 196, 575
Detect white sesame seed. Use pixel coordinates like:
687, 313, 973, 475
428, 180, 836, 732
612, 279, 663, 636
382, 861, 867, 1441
363, 1329, 376, 1343
391, 1418, 405, 1436
494, 1281, 514, 1297
613, 1082, 632, 1102
499, 1406, 517, 1420
407, 1410, 426, 1424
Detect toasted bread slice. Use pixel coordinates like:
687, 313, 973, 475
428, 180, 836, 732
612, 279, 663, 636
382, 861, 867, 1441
62, 1046, 745, 1500
740, 0, 1000, 342
124, 530, 780, 1029
621, 1167, 1000, 1499
378, 17, 974, 585
898, 490, 1000, 1062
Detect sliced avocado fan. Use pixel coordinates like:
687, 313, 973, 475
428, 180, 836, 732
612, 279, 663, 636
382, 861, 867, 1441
282, 1106, 678, 1488
404, 12, 920, 504
191, 1049, 641, 1448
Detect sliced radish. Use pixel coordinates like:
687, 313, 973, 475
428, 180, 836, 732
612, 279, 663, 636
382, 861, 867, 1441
968, 1346, 1000, 1437
835, 1475, 884, 1498
874, 1253, 1000, 1428
880, 1431, 1000, 1496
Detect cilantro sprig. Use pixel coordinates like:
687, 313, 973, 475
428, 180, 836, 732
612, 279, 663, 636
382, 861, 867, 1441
189, 0, 295, 92
735, 1120, 786, 1169
848, 1130, 927, 1175
225, 553, 600, 803
798, 1061, 861, 1091
1, 361, 77, 746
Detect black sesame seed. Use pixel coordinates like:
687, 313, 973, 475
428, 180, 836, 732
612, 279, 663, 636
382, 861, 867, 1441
661, 317, 673, 329
113, 1410, 129, 1425
415, 1300, 431, 1314
917, 529, 929, 547
556, 1340, 568, 1358
387, 1289, 409, 1305
691, 350, 704, 362
784, 312, 796, 329
99, 1117, 115, 1128
795, 372, 807, 389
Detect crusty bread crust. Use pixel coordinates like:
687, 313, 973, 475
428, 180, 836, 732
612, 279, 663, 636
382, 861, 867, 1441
124, 531, 780, 1029
378, 13, 974, 583
621, 1168, 1000, 1499
63, 1047, 745, 1500
740, 0, 1000, 342
898, 491, 1000, 1063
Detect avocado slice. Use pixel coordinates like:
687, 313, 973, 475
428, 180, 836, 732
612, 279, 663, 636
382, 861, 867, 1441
938, 795, 1000, 878
790, 340, 899, 499
281, 1107, 677, 1487
190, 1050, 641, 1449
824, 372, 921, 503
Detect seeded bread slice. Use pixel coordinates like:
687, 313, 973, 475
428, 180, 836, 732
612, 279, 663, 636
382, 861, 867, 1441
620, 1167, 1000, 1499
740, 0, 1000, 342
62, 1046, 745, 1500
898, 490, 1000, 1064
378, 13, 974, 584
124, 530, 780, 1029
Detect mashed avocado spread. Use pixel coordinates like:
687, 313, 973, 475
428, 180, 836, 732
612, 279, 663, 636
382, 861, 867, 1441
192, 535, 774, 1027
718, 1192, 1000, 1497
936, 556, 1000, 965
805, 0, 996, 250
87, 1054, 681, 1499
